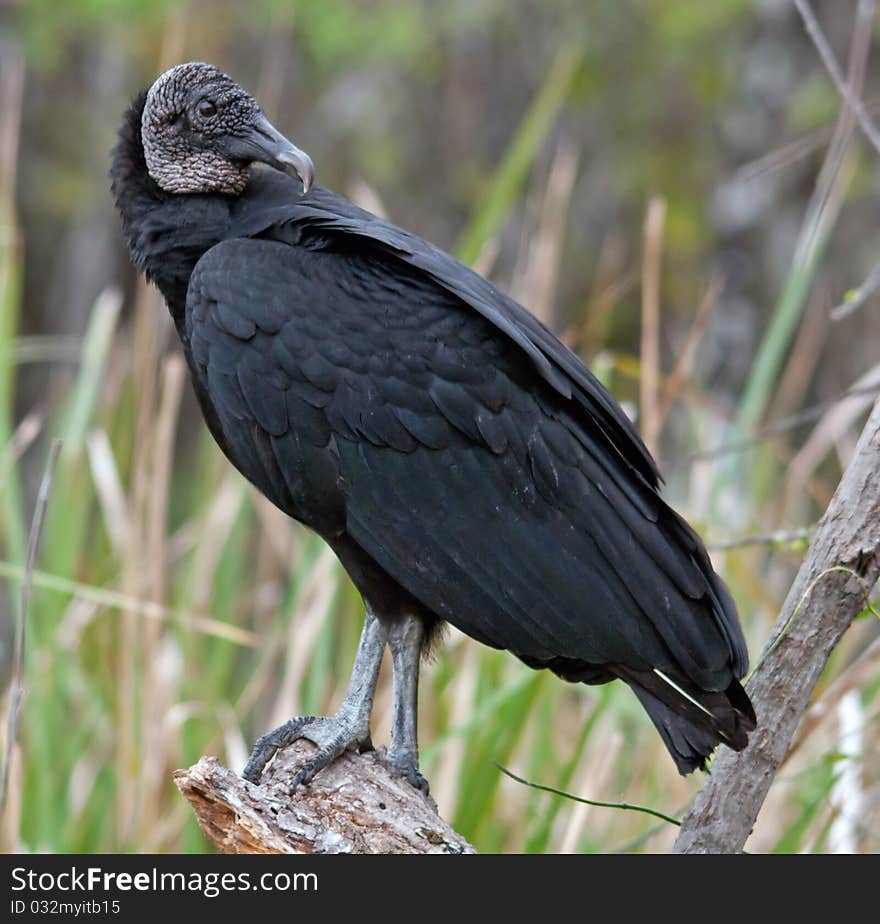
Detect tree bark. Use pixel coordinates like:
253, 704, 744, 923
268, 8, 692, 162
174, 741, 475, 854
674, 398, 880, 853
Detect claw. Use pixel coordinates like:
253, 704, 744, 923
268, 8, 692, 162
385, 749, 430, 795
243, 713, 371, 791
243, 716, 317, 783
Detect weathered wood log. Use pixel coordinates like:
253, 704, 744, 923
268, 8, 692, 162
174, 740, 475, 854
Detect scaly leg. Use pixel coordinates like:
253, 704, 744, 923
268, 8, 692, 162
242, 605, 387, 792
384, 613, 429, 793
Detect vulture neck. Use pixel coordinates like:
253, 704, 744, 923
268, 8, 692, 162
110, 90, 233, 323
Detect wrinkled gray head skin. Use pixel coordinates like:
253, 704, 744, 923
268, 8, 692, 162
142, 62, 314, 196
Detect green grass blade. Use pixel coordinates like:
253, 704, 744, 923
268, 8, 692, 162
0, 217, 26, 567
736, 172, 847, 430
59, 287, 122, 460
454, 43, 583, 266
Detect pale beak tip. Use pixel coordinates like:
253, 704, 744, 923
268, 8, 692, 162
301, 158, 315, 194
279, 148, 315, 195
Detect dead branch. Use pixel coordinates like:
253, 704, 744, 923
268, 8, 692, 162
174, 741, 475, 855
793, 0, 880, 158
674, 398, 880, 853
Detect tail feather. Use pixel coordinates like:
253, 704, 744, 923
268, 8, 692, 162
617, 666, 756, 775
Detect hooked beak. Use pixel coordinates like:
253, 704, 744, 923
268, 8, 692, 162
228, 113, 315, 193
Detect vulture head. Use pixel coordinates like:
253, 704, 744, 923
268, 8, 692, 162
140, 61, 314, 196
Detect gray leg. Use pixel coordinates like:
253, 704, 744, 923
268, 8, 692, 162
243, 606, 387, 792
384, 614, 429, 793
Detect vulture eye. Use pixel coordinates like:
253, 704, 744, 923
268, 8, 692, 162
197, 99, 218, 119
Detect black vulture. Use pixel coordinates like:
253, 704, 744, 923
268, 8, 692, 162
111, 62, 755, 793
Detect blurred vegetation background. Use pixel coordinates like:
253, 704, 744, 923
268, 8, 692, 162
0, 0, 878, 853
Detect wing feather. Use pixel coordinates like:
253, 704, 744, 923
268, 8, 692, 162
184, 225, 747, 697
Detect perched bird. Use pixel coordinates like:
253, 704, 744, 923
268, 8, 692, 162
111, 62, 755, 793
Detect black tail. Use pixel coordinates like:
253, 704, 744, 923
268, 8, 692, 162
618, 666, 756, 775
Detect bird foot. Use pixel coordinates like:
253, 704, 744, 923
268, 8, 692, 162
242, 713, 372, 793
384, 748, 430, 795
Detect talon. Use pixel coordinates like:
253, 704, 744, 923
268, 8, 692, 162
242, 715, 318, 783
412, 772, 430, 795
243, 713, 371, 792
289, 767, 315, 793
385, 750, 430, 795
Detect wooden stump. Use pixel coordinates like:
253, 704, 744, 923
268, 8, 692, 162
174, 740, 475, 854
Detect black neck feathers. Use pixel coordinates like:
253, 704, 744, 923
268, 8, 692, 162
110, 88, 233, 319
110, 90, 166, 267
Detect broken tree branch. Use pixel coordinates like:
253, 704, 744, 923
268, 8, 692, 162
174, 740, 475, 854
674, 398, 880, 853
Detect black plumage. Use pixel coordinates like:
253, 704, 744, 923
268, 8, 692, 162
112, 63, 755, 784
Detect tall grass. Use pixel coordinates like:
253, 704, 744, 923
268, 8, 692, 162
1, 39, 879, 855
